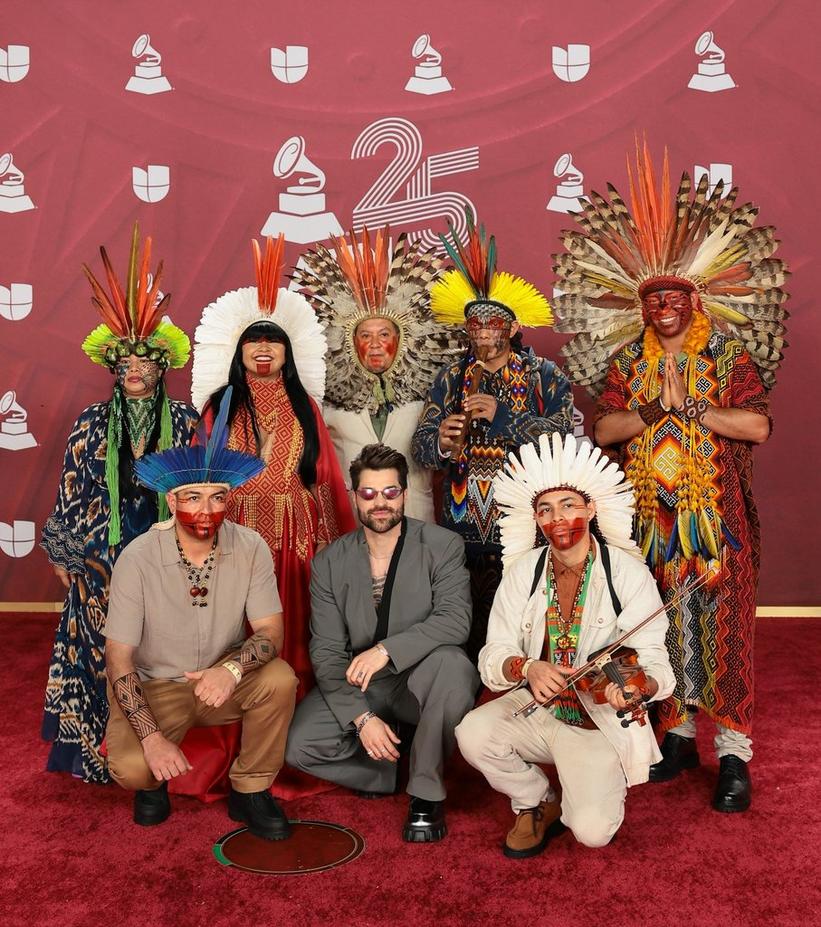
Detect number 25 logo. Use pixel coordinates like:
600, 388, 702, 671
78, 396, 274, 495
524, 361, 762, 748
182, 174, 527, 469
351, 117, 479, 251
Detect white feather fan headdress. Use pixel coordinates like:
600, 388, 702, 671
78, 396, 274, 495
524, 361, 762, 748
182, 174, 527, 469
191, 236, 326, 412
494, 433, 641, 566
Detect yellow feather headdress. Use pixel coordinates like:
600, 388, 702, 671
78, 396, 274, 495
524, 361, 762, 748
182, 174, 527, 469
430, 208, 553, 328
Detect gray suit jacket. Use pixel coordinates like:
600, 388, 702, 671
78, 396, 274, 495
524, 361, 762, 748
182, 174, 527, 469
309, 517, 472, 728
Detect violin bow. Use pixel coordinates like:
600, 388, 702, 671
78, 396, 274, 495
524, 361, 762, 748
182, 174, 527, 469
512, 566, 717, 719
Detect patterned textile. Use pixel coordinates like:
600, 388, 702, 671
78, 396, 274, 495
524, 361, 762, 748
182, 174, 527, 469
412, 347, 573, 550
596, 331, 770, 734
203, 376, 355, 696
39, 398, 198, 783
543, 553, 593, 726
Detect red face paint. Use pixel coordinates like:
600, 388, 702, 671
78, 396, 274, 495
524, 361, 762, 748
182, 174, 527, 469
255, 361, 272, 376
541, 515, 589, 551
175, 509, 226, 540
354, 321, 399, 373
641, 290, 694, 338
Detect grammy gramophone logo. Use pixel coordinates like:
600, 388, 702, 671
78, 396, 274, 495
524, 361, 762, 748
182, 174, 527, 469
405, 34, 452, 95
0, 152, 35, 213
261, 136, 343, 243
125, 34, 172, 94
0, 390, 37, 450
546, 153, 585, 213
688, 31, 736, 92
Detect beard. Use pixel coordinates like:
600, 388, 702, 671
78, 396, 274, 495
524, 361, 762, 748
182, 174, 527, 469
357, 505, 403, 534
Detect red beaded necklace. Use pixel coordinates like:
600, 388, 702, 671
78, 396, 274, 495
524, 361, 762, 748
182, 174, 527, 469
176, 535, 217, 608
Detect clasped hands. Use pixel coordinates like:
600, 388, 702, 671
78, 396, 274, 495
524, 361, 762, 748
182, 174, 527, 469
525, 660, 641, 712
141, 664, 239, 781
660, 353, 687, 411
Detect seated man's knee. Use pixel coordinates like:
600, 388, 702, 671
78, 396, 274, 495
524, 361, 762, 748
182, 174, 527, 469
108, 749, 155, 792
454, 707, 491, 763
256, 658, 298, 699
565, 808, 619, 848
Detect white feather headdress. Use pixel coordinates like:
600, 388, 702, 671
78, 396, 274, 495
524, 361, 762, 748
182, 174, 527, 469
191, 236, 326, 412
494, 433, 641, 566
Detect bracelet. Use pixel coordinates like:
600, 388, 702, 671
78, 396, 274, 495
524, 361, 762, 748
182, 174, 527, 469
222, 661, 243, 684
522, 658, 536, 680
508, 656, 525, 681
355, 710, 376, 738
680, 396, 709, 424
375, 642, 390, 659
637, 397, 667, 426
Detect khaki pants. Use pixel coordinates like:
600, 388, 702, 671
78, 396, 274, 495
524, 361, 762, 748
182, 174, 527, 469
456, 688, 626, 848
106, 658, 297, 794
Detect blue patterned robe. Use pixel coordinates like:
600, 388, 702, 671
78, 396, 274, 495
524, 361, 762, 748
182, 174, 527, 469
40, 397, 197, 782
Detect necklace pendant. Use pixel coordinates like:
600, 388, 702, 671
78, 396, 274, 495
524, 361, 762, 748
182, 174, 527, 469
557, 633, 572, 651
190, 586, 200, 597
199, 587, 208, 598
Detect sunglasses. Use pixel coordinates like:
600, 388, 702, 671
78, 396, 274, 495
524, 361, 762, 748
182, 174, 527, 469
354, 486, 404, 501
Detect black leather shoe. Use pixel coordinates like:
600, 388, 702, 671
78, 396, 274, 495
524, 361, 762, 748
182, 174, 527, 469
228, 788, 291, 841
712, 755, 751, 813
402, 796, 446, 843
649, 732, 700, 782
133, 781, 170, 826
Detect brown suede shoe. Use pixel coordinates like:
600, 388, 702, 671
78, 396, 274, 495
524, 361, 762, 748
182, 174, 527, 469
503, 798, 564, 859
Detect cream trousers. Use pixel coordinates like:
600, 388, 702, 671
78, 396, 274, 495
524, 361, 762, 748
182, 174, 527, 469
456, 688, 627, 848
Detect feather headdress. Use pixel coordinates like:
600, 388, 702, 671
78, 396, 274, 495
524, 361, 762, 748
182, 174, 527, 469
494, 432, 641, 567
81, 221, 190, 369
293, 228, 465, 412
552, 139, 790, 396
431, 208, 553, 328
135, 387, 265, 493
191, 235, 326, 411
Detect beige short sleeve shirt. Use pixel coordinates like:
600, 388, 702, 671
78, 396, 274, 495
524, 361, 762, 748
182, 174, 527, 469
104, 520, 282, 682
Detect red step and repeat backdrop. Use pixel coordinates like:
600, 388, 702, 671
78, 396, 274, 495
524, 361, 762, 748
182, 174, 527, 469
0, 0, 818, 604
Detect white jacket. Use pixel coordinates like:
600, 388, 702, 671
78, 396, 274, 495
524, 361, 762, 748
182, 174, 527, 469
323, 401, 434, 523
479, 542, 676, 786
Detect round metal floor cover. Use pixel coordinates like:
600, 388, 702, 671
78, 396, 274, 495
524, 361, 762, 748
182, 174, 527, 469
213, 820, 365, 875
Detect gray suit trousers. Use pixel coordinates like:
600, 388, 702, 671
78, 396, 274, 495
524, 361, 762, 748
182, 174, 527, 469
285, 645, 478, 801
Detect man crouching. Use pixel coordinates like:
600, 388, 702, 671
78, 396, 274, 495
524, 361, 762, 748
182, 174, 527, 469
103, 390, 298, 839
456, 433, 674, 856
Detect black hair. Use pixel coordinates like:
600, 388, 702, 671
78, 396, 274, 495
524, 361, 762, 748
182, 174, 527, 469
206, 321, 319, 488
349, 443, 409, 490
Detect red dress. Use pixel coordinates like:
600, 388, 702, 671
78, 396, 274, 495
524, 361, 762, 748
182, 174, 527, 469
176, 376, 355, 801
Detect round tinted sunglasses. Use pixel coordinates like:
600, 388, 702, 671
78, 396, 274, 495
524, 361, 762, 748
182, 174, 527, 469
354, 486, 404, 501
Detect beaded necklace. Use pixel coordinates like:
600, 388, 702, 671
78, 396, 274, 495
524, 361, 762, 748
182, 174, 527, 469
544, 551, 593, 725
176, 534, 217, 607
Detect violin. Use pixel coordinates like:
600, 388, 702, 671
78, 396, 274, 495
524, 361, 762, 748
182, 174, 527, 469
512, 568, 717, 722
452, 346, 490, 456
575, 645, 650, 728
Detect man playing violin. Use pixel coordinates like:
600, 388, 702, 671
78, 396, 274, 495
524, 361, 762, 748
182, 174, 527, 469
456, 433, 675, 857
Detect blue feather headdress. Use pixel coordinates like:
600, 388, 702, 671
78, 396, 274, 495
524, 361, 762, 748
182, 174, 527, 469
135, 387, 265, 492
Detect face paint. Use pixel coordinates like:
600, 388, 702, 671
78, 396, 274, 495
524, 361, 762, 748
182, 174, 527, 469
534, 489, 591, 550
175, 509, 226, 540
541, 515, 589, 550
241, 337, 285, 378
115, 357, 161, 397
641, 289, 694, 338
354, 319, 400, 373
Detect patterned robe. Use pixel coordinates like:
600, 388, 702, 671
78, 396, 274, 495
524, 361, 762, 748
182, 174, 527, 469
596, 331, 770, 734
412, 348, 573, 659
203, 377, 355, 695
40, 398, 198, 782
412, 348, 573, 550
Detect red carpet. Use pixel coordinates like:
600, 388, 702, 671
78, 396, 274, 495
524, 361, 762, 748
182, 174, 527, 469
1, 615, 818, 927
